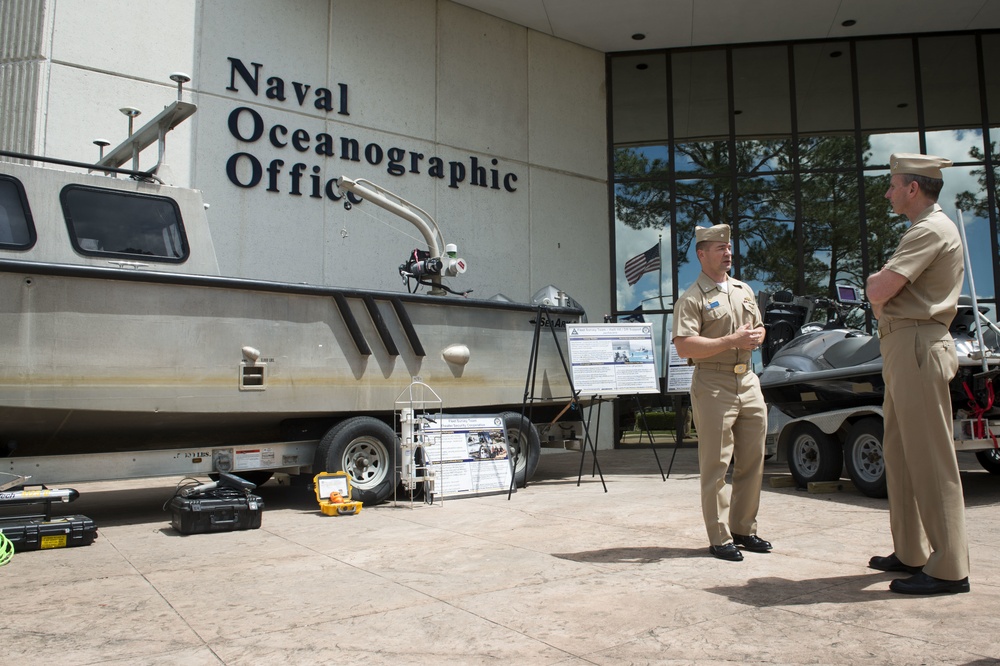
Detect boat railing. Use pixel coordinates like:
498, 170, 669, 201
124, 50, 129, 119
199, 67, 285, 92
0, 149, 161, 182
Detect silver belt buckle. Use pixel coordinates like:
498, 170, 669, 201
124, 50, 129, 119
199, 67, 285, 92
734, 363, 747, 374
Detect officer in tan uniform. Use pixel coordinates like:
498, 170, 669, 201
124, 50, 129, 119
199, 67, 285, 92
866, 152, 970, 595
672, 224, 770, 562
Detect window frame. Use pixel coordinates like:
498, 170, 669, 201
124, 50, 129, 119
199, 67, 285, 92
59, 184, 190, 264
0, 174, 38, 251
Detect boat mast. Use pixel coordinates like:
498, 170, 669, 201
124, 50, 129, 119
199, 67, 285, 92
97, 73, 196, 179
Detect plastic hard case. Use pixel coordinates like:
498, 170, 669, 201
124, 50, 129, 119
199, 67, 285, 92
0, 514, 98, 550
313, 471, 363, 515
169, 490, 264, 534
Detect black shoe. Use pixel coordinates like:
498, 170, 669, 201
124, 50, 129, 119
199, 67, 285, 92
709, 543, 743, 561
889, 572, 970, 595
869, 552, 922, 575
732, 533, 772, 553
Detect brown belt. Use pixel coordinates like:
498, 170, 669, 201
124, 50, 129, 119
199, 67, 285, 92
877, 318, 940, 339
696, 362, 749, 374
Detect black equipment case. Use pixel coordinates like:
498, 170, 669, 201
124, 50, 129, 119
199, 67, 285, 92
0, 514, 98, 550
169, 490, 263, 534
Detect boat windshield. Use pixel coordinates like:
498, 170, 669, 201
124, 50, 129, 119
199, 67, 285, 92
0, 175, 37, 249
60, 185, 189, 263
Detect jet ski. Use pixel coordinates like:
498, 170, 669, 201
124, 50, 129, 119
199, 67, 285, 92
758, 288, 884, 419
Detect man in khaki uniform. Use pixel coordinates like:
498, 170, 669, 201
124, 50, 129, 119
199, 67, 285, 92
866, 152, 970, 595
673, 224, 769, 562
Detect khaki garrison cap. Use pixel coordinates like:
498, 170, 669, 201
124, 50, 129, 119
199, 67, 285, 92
695, 224, 731, 243
890, 152, 952, 180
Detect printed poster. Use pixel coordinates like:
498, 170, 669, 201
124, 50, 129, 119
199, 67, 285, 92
566, 323, 659, 396
419, 414, 513, 500
665, 343, 694, 394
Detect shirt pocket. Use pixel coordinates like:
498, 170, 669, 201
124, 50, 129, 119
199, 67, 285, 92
705, 301, 731, 322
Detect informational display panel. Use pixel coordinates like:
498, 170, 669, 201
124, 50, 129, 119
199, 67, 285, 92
420, 414, 513, 500
566, 323, 659, 396
665, 343, 694, 394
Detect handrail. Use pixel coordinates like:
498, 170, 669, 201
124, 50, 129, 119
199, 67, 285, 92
0, 149, 162, 182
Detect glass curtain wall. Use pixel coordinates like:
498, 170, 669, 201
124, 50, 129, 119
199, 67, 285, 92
612, 53, 673, 369
610, 31, 1000, 382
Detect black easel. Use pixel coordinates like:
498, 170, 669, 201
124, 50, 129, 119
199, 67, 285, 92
509, 305, 606, 499
576, 394, 665, 481
631, 395, 667, 480
664, 393, 689, 477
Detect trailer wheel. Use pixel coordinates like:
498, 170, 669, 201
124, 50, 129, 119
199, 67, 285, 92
786, 422, 842, 486
314, 417, 399, 505
499, 411, 541, 486
844, 418, 887, 498
975, 448, 1000, 475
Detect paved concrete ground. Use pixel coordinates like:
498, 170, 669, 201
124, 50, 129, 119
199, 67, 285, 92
3, 446, 1000, 665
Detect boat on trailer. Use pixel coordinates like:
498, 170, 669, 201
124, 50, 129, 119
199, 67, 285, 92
0, 79, 585, 503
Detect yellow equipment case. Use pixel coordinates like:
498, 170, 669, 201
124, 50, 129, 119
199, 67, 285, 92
313, 471, 363, 515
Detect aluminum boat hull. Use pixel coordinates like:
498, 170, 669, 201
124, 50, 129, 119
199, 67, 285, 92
0, 259, 582, 456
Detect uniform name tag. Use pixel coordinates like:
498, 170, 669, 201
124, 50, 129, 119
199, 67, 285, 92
707, 301, 720, 310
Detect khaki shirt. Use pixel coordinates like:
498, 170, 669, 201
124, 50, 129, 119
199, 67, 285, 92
672, 272, 762, 365
882, 203, 964, 327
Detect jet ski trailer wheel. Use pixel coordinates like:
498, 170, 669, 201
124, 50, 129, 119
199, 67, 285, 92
843, 418, 888, 498
786, 422, 843, 487
314, 417, 400, 505
976, 448, 1000, 475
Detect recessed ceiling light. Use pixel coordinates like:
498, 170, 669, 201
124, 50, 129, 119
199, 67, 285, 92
841, 19, 856, 27
632, 33, 646, 40
636, 63, 649, 70
829, 50, 843, 58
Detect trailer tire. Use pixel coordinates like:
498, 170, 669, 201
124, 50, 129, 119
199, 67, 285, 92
786, 422, 842, 486
843, 418, 887, 498
314, 417, 399, 505
499, 411, 541, 487
975, 448, 1000, 475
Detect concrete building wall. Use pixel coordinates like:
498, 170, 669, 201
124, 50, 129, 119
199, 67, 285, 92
6, 0, 610, 322
0, 0, 50, 154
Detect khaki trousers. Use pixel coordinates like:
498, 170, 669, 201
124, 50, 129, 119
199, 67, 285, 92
881, 324, 970, 580
690, 367, 767, 546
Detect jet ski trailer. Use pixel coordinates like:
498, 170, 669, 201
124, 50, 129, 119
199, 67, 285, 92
0, 78, 586, 504
759, 285, 1000, 498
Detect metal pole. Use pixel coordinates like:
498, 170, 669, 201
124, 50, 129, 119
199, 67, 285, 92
957, 209, 989, 373
657, 234, 666, 380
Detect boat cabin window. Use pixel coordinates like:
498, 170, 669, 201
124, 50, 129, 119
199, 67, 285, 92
0, 175, 37, 249
60, 185, 189, 262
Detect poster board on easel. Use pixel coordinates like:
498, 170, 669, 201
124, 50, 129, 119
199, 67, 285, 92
419, 414, 513, 501
565, 323, 659, 397
665, 342, 693, 394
